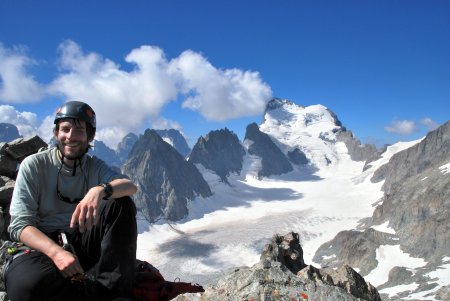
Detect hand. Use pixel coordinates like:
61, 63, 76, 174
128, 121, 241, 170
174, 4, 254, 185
52, 248, 84, 278
70, 186, 103, 232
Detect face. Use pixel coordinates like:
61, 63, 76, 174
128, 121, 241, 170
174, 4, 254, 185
55, 119, 89, 160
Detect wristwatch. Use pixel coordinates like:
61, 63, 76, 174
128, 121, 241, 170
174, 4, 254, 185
98, 182, 113, 200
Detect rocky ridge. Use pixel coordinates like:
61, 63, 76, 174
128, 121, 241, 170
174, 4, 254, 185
176, 232, 381, 301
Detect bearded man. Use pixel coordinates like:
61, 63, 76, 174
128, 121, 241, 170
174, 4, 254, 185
6, 101, 138, 300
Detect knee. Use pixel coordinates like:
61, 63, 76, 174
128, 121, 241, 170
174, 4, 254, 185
114, 196, 137, 217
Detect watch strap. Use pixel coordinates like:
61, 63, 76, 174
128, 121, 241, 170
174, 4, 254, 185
98, 182, 113, 200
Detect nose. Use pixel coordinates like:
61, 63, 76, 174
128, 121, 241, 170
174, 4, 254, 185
65, 128, 78, 140
66, 128, 74, 139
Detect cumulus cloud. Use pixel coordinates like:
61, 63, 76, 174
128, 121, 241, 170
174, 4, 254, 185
95, 126, 130, 150
1, 40, 272, 148
151, 117, 183, 131
420, 117, 439, 131
171, 50, 272, 121
49, 41, 179, 134
0, 44, 44, 103
384, 119, 419, 135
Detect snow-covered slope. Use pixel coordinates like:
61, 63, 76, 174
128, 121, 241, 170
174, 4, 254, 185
135, 100, 447, 300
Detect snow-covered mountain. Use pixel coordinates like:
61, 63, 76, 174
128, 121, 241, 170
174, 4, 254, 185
260, 98, 345, 169
135, 99, 449, 301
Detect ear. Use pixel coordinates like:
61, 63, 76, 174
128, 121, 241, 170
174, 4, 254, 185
53, 127, 58, 139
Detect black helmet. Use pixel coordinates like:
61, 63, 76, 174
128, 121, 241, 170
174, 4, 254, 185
54, 101, 96, 129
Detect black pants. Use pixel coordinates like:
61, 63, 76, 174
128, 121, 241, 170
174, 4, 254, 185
5, 197, 137, 301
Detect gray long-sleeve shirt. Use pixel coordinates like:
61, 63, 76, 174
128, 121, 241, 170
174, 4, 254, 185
8, 147, 123, 241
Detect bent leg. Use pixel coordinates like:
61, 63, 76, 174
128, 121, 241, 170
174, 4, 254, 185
71, 196, 137, 299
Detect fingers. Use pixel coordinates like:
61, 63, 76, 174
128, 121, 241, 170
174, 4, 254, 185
71, 202, 99, 232
70, 206, 80, 229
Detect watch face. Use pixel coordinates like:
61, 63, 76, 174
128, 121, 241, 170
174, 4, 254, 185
103, 183, 113, 199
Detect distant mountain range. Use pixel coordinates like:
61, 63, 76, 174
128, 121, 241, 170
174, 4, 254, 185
89, 129, 191, 168
1, 99, 448, 300
0, 123, 21, 142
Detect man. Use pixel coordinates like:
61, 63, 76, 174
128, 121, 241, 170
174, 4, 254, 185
6, 101, 138, 300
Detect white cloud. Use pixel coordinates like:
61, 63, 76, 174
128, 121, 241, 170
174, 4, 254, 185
1, 40, 273, 148
0, 44, 44, 103
48, 41, 179, 134
151, 117, 183, 131
171, 50, 272, 121
37, 115, 56, 144
420, 117, 439, 131
95, 126, 129, 150
384, 120, 419, 135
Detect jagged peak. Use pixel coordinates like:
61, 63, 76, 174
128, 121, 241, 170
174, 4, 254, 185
204, 127, 235, 140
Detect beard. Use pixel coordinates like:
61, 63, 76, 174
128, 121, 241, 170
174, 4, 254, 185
57, 140, 89, 160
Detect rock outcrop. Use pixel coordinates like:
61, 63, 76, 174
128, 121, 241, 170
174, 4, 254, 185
244, 123, 293, 178
176, 232, 381, 301
287, 148, 309, 165
122, 129, 212, 222
336, 130, 381, 164
189, 128, 245, 182
313, 228, 398, 276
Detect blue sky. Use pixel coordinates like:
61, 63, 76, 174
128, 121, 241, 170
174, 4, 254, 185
0, 0, 449, 148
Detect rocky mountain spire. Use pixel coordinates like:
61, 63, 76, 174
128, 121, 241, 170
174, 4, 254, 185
122, 129, 212, 222
189, 128, 245, 182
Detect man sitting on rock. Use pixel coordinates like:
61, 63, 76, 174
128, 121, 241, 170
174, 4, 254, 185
6, 101, 138, 300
